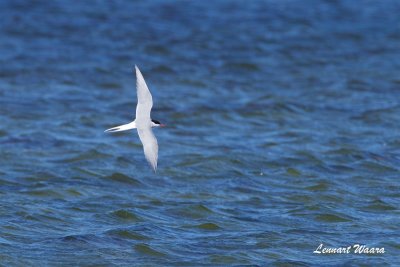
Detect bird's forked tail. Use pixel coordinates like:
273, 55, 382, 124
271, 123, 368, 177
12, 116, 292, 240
104, 121, 136, 133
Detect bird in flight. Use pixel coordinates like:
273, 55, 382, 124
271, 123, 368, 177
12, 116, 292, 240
105, 65, 165, 172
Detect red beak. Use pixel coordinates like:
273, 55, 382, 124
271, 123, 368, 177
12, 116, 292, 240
160, 124, 166, 127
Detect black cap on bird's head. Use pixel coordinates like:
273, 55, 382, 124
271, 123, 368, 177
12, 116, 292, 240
151, 119, 166, 127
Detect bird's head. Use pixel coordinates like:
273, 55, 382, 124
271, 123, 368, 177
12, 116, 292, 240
151, 119, 166, 127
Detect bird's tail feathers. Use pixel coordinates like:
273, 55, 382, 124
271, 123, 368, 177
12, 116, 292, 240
104, 122, 136, 133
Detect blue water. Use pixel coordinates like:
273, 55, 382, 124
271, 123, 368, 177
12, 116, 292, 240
1, 0, 399, 265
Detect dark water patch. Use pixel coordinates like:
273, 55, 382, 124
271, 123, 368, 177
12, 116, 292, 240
72, 167, 104, 178
151, 65, 175, 74
55, 149, 109, 163
315, 214, 352, 223
224, 62, 260, 71
209, 254, 244, 264
361, 199, 397, 212
23, 171, 60, 183
285, 194, 313, 204
168, 204, 214, 220
178, 78, 207, 88
305, 182, 329, 191
134, 243, 167, 257
286, 167, 301, 176
144, 44, 170, 55
362, 161, 398, 173
79, 115, 97, 127
22, 189, 64, 198
94, 66, 112, 74
61, 234, 95, 244
106, 229, 151, 241
97, 82, 122, 90
104, 172, 142, 186
110, 209, 142, 222
14, 210, 65, 224
66, 188, 83, 197
192, 222, 221, 231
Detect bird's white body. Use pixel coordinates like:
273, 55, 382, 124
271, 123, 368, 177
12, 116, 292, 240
105, 66, 161, 172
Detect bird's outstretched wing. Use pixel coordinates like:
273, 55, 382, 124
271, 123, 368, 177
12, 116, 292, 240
135, 65, 153, 126
137, 127, 158, 172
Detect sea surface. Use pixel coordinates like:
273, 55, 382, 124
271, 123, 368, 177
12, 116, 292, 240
0, 0, 399, 266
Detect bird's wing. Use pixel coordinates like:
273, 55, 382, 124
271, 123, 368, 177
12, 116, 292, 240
135, 65, 153, 126
137, 127, 158, 172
